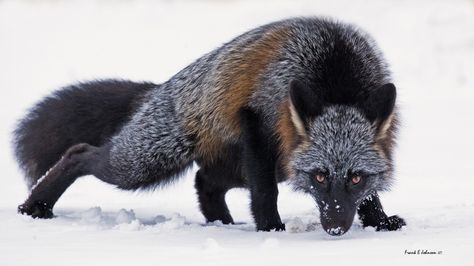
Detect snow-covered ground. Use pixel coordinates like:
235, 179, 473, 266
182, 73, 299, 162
1, 0, 474, 265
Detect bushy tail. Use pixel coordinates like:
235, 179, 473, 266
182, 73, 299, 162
13, 79, 157, 189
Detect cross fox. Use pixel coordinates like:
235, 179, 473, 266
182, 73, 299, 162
15, 17, 406, 236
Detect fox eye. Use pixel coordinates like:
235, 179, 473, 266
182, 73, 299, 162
351, 175, 362, 184
315, 174, 326, 183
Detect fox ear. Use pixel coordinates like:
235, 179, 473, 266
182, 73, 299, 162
361, 83, 396, 124
289, 80, 323, 135
289, 79, 323, 119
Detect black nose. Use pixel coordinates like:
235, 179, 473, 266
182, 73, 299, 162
320, 207, 355, 236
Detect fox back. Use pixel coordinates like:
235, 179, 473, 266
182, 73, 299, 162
148, 17, 395, 168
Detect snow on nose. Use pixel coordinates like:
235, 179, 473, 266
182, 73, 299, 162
327, 226, 345, 236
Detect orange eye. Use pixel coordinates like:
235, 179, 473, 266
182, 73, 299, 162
315, 174, 325, 183
351, 176, 361, 184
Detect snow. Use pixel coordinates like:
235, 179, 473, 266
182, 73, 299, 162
1, 0, 474, 265
285, 217, 307, 233
115, 209, 136, 225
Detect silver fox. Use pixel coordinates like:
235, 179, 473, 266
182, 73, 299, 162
15, 17, 405, 236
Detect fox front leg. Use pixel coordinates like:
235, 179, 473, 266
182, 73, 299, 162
357, 192, 406, 231
239, 108, 285, 232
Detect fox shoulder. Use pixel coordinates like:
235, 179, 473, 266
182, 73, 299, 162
186, 25, 292, 163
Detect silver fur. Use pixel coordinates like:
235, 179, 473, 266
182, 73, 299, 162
290, 106, 392, 198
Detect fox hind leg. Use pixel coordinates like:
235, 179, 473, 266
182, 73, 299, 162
195, 146, 245, 224
18, 143, 111, 218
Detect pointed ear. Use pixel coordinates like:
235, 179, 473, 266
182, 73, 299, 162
289, 80, 323, 120
289, 80, 323, 136
361, 83, 396, 124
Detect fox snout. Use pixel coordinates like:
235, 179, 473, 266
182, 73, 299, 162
319, 199, 356, 236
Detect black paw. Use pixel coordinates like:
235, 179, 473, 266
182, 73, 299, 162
376, 215, 406, 231
18, 201, 53, 219
257, 221, 286, 232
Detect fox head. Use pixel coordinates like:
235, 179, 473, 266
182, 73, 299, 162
288, 80, 396, 236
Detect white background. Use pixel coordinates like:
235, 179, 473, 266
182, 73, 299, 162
0, 0, 473, 265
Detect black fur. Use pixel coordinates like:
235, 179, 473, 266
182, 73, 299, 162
18, 143, 107, 218
305, 23, 390, 106
239, 108, 285, 231
289, 79, 324, 125
14, 80, 156, 188
359, 83, 396, 124
357, 193, 406, 231
195, 144, 245, 224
